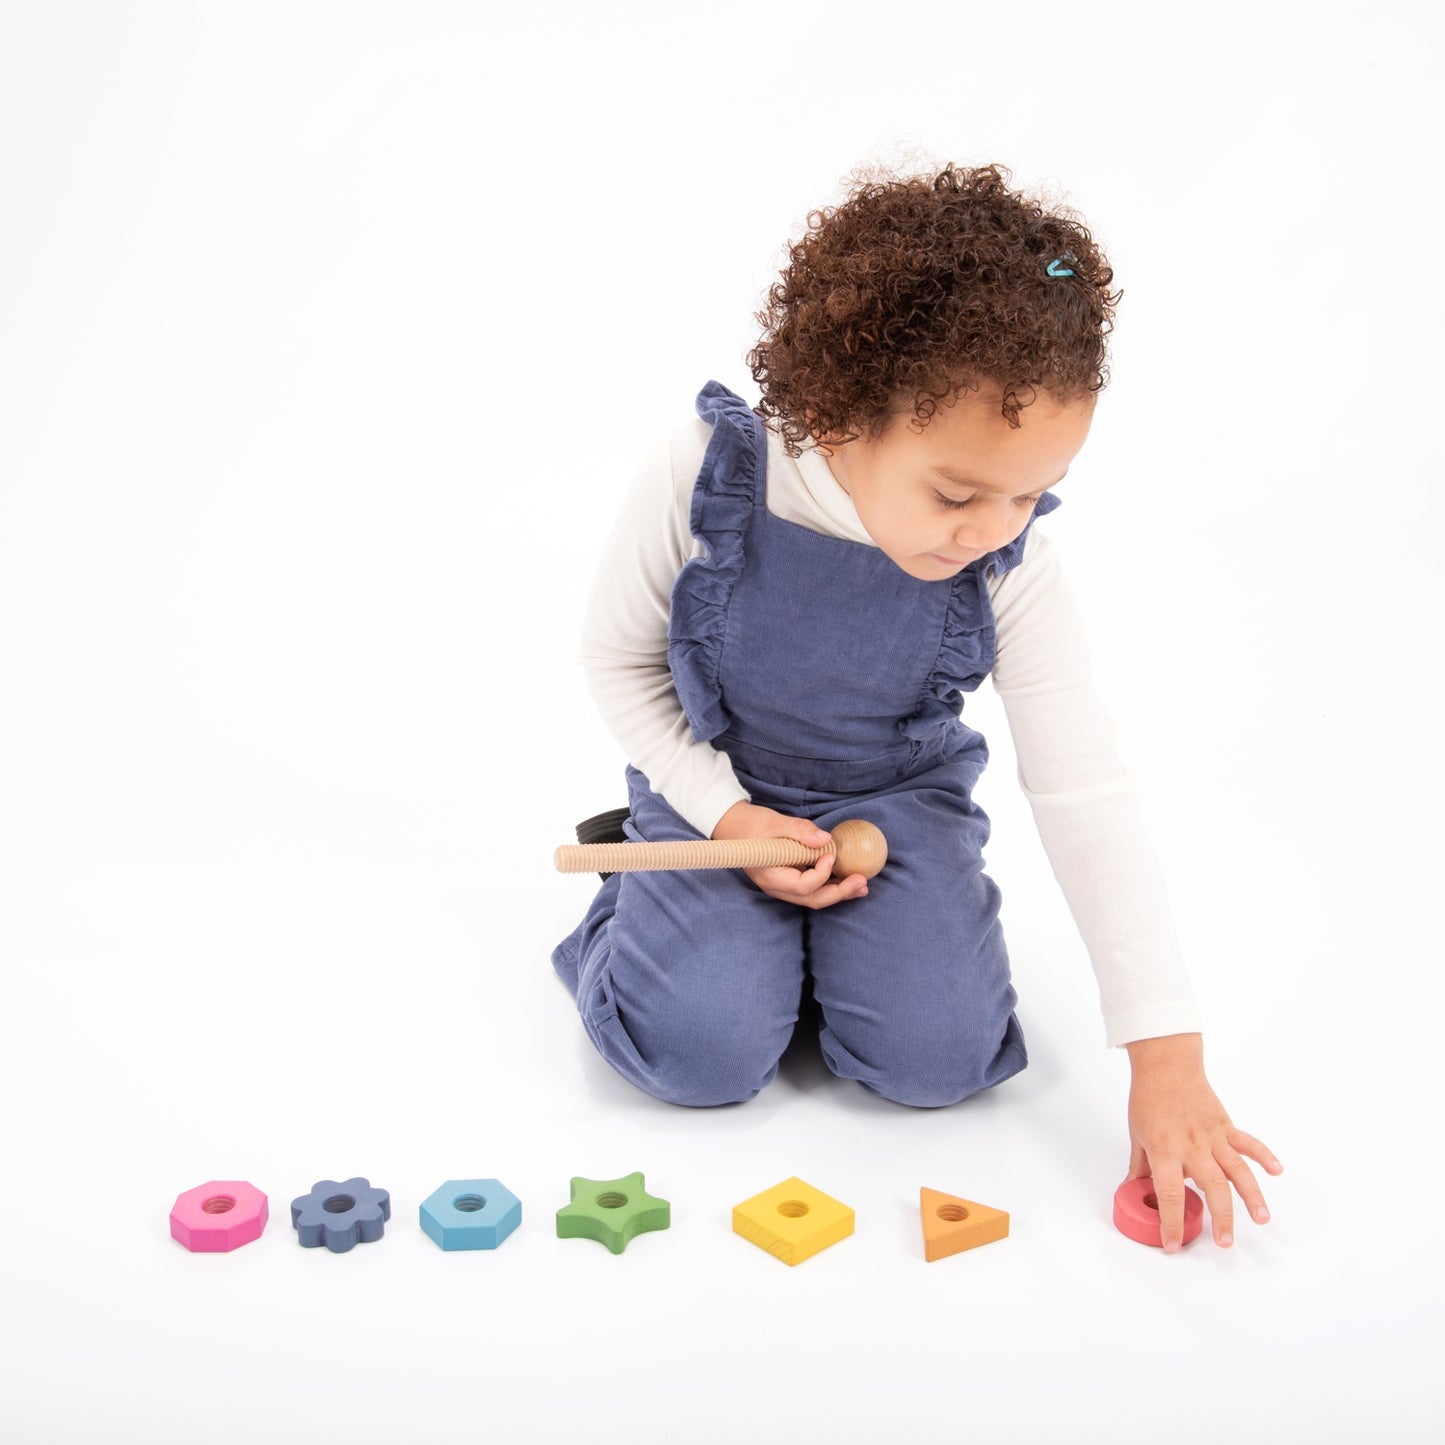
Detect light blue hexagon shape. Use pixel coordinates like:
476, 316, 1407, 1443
419, 1178, 522, 1251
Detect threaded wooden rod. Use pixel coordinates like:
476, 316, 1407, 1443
553, 818, 888, 881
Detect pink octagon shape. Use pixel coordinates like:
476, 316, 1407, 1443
170, 1179, 269, 1252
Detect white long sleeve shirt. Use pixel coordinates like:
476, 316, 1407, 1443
579, 413, 1201, 1047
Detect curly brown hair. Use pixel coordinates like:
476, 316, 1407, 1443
748, 163, 1120, 447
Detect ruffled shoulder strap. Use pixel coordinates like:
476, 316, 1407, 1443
904, 491, 1064, 736
667, 382, 766, 743
690, 380, 766, 531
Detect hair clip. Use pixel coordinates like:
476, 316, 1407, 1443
1046, 257, 1076, 277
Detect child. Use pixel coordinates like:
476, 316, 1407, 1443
553, 163, 1280, 1252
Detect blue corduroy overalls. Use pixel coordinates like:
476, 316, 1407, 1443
552, 382, 1060, 1108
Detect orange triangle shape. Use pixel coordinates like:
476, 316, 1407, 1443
920, 1187, 1010, 1262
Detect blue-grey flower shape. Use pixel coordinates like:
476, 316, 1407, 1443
290, 1177, 391, 1252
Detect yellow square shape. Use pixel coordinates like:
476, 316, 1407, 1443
732, 1176, 855, 1266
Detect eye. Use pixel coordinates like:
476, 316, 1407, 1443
1016, 494, 1042, 508
934, 491, 971, 511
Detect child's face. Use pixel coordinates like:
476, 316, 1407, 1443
823, 387, 1095, 581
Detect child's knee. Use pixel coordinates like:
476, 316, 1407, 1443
821, 1013, 1026, 1108
594, 1006, 786, 1107
868, 1046, 1025, 1107
577, 958, 792, 1108
641, 1037, 783, 1108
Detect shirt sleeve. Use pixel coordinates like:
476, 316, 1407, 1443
990, 531, 1204, 1047
579, 419, 752, 837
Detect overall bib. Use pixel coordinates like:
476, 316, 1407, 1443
553, 382, 1060, 1108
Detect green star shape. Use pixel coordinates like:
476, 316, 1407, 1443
555, 1172, 670, 1254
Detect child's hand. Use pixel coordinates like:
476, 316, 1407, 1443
1124, 1033, 1282, 1253
711, 802, 870, 910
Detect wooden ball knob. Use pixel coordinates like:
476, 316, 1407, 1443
827, 819, 888, 880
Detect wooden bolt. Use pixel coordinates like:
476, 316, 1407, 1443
553, 818, 888, 881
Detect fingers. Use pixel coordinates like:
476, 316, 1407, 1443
1195, 1134, 1281, 1245
1198, 1167, 1235, 1248
1125, 1142, 1149, 1181
784, 819, 833, 849
798, 876, 870, 910
1147, 1136, 1280, 1253
710, 802, 832, 852
748, 858, 869, 909
715, 806, 868, 909
1231, 1129, 1284, 1177
751, 853, 836, 899
1224, 1130, 1280, 1225
1218, 1152, 1269, 1229
1148, 1163, 1189, 1254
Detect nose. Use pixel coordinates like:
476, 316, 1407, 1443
953, 508, 1022, 556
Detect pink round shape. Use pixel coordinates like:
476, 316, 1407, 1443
1112, 1176, 1204, 1247
170, 1180, 269, 1253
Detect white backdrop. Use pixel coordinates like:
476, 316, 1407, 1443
2, 2, 1440, 1440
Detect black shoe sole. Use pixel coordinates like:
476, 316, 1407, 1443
574, 807, 631, 880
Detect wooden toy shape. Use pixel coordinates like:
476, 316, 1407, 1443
420, 1179, 522, 1251
919, 1187, 1009, 1262
290, 1177, 391, 1252
170, 1180, 269, 1253
556, 1172, 670, 1254
1112, 1176, 1204, 1247
555, 817, 888, 881
732, 1176, 854, 1266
